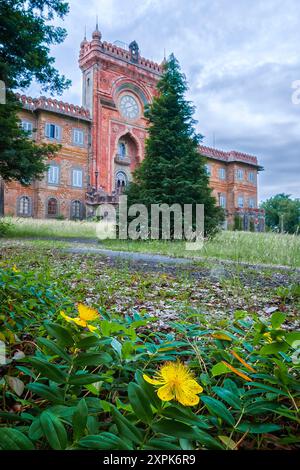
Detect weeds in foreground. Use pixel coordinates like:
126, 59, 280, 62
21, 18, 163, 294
0, 266, 299, 450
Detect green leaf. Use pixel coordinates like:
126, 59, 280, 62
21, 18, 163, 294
212, 386, 242, 410
40, 410, 68, 450
28, 418, 43, 441
135, 370, 161, 409
271, 311, 286, 329
245, 382, 288, 397
27, 383, 65, 403
144, 438, 180, 450
128, 382, 153, 424
77, 335, 100, 349
37, 337, 71, 363
68, 373, 103, 385
237, 423, 281, 434
260, 342, 290, 355
79, 433, 132, 450
111, 338, 122, 357
73, 352, 112, 367
211, 361, 229, 377
151, 419, 199, 440
218, 435, 237, 450
161, 406, 210, 429
179, 438, 194, 450
73, 398, 88, 441
201, 396, 235, 426
0, 428, 34, 450
112, 408, 144, 445
151, 420, 223, 449
44, 322, 74, 347
285, 332, 300, 346
29, 357, 67, 384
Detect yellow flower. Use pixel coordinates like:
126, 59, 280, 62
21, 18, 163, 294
60, 303, 99, 332
263, 332, 273, 343
143, 361, 203, 406
12, 264, 19, 273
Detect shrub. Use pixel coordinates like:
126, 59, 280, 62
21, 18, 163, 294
0, 218, 12, 237
0, 266, 72, 343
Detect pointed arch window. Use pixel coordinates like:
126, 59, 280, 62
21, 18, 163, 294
71, 200, 83, 219
18, 196, 32, 216
115, 171, 128, 191
47, 197, 58, 217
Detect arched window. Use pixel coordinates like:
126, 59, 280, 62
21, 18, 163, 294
47, 197, 58, 217
71, 200, 82, 220
118, 142, 126, 159
18, 196, 31, 216
115, 171, 128, 191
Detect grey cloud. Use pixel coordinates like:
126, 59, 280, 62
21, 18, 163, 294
20, 0, 300, 200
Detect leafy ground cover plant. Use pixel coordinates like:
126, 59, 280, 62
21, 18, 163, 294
0, 267, 299, 450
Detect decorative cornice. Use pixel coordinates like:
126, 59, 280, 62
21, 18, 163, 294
199, 145, 262, 169
16, 93, 91, 121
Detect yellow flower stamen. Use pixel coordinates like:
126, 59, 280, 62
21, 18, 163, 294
143, 361, 203, 407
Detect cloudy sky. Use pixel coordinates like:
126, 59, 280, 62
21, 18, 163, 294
25, 0, 300, 201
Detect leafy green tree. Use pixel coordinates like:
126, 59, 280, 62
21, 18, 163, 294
261, 193, 300, 234
126, 54, 224, 237
0, 0, 71, 184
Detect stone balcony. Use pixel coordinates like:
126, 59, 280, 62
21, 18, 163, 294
114, 154, 131, 166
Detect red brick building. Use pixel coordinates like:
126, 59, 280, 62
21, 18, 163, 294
1, 24, 264, 229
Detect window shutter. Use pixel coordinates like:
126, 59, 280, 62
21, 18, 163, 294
55, 125, 61, 141
45, 123, 50, 138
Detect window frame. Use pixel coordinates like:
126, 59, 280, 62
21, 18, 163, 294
72, 128, 85, 146
46, 197, 59, 218
237, 196, 244, 208
248, 198, 256, 209
71, 200, 83, 220
219, 194, 226, 208
248, 171, 255, 183
21, 120, 33, 137
47, 164, 60, 186
18, 196, 32, 217
72, 168, 83, 188
236, 169, 244, 181
205, 164, 212, 176
218, 167, 226, 180
45, 122, 62, 141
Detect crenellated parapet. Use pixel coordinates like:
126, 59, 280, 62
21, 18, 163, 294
79, 29, 163, 75
199, 145, 261, 168
15, 93, 91, 121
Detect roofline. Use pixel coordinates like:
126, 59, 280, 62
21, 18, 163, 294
199, 145, 262, 169
16, 93, 91, 122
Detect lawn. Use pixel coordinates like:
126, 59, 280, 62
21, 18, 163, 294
2, 217, 300, 267
0, 241, 299, 450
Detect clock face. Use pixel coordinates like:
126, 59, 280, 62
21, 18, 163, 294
119, 94, 140, 120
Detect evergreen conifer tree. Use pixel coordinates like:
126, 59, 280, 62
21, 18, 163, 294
126, 54, 224, 237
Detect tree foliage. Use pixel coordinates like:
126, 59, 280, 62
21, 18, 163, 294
261, 193, 300, 234
126, 54, 224, 237
0, 0, 71, 183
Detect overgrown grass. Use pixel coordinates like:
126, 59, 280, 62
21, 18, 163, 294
2, 217, 300, 267
3, 216, 97, 239
101, 231, 300, 268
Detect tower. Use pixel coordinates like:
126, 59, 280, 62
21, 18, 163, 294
79, 24, 162, 193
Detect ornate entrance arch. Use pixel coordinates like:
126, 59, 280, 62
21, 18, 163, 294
114, 132, 139, 192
